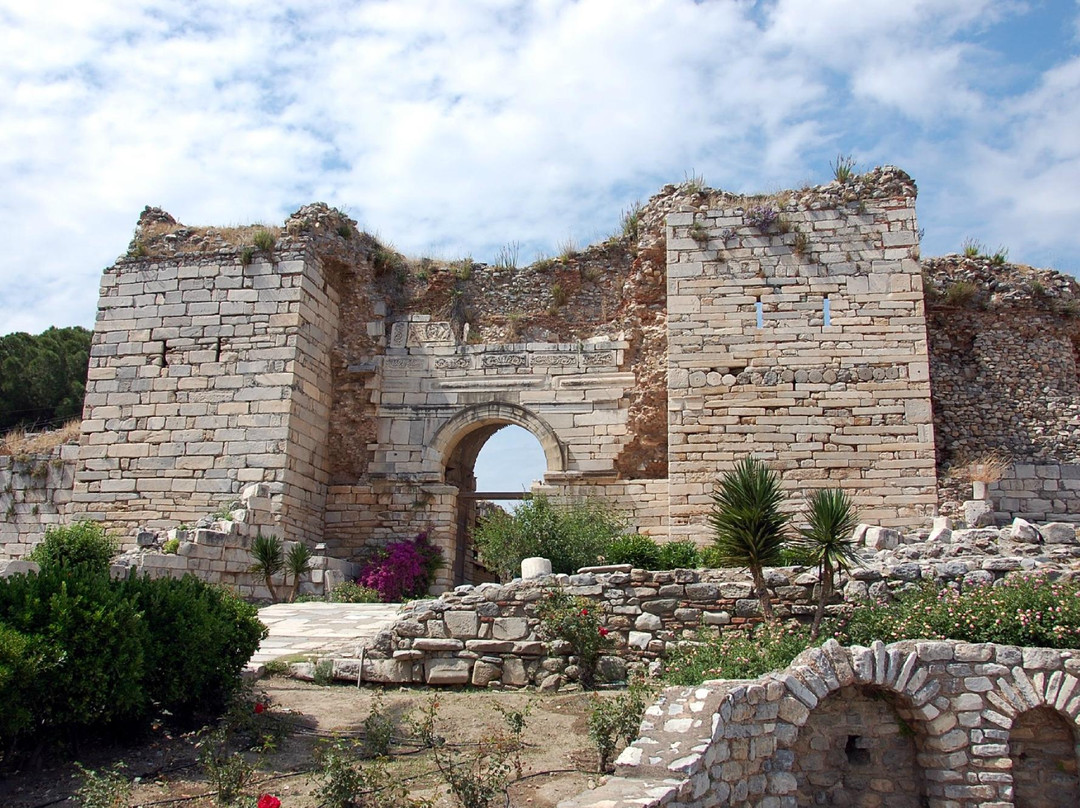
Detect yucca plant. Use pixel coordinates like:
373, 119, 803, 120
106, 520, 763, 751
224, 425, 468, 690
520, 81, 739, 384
708, 457, 790, 621
799, 488, 860, 639
249, 530, 284, 602
285, 542, 314, 603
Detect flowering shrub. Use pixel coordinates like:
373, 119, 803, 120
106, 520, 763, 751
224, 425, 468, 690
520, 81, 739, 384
357, 532, 443, 602
839, 574, 1080, 648
663, 621, 815, 686
745, 205, 778, 230
536, 590, 613, 687
257, 796, 281, 808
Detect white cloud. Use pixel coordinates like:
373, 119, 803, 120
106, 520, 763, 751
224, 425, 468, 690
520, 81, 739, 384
0, 0, 1078, 335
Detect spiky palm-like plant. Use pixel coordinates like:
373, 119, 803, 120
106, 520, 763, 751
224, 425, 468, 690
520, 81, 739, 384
799, 488, 860, 639
708, 457, 790, 621
249, 531, 284, 602
285, 542, 314, 603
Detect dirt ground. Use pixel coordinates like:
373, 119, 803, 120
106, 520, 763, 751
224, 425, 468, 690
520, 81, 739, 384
0, 677, 619, 808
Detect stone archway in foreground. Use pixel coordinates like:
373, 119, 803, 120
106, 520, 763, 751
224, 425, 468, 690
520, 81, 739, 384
1010, 705, 1080, 807
791, 684, 926, 807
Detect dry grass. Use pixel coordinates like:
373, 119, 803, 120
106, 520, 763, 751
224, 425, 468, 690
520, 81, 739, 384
952, 450, 1011, 484
0, 420, 81, 456
133, 223, 283, 256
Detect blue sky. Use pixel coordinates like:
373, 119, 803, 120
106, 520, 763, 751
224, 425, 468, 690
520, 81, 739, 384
2, 0, 1079, 488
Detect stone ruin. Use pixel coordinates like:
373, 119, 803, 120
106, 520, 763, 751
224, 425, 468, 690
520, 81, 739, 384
1, 165, 1079, 595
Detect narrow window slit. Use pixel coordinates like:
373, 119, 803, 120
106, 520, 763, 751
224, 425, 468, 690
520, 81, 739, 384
823, 295, 832, 327
160, 340, 168, 367
755, 299, 764, 328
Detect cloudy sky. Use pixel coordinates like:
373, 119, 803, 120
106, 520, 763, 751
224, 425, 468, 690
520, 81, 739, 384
3, 0, 1079, 341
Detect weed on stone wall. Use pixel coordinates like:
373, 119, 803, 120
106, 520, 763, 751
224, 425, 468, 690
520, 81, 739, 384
664, 621, 817, 686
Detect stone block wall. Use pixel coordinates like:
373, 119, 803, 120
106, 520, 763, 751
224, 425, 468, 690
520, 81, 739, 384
989, 463, 1080, 524
0, 446, 79, 557
70, 242, 341, 547
560, 639, 1080, 808
666, 167, 937, 537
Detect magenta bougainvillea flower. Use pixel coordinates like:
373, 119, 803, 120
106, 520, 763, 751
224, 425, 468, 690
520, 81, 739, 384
357, 532, 443, 602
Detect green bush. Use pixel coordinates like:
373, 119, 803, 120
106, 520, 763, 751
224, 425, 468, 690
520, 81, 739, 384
586, 681, 649, 772
839, 574, 1080, 648
535, 589, 612, 688
328, 581, 381, 603
657, 539, 700, 570
0, 564, 148, 752
663, 621, 815, 686
29, 521, 117, 572
604, 533, 661, 569
122, 574, 266, 724
0, 562, 266, 761
472, 495, 626, 579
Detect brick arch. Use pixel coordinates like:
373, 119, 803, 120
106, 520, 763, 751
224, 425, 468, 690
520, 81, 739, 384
428, 402, 568, 481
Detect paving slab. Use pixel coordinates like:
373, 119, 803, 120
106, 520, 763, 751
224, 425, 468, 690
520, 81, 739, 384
248, 602, 402, 667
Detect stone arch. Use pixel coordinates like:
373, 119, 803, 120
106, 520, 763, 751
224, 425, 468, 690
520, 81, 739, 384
1009, 705, 1080, 807
789, 684, 926, 807
428, 402, 567, 481
428, 403, 566, 585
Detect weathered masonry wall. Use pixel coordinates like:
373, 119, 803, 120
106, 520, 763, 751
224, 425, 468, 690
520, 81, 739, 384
561, 639, 1080, 808
0, 446, 79, 557
322, 315, 669, 586
71, 230, 341, 547
666, 168, 937, 536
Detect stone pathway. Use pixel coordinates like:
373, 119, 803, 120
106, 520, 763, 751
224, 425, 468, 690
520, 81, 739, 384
247, 602, 402, 668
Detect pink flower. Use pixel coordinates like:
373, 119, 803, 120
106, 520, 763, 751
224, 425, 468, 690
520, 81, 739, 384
258, 796, 281, 808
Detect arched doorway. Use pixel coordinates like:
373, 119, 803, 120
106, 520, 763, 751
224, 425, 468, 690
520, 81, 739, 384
432, 404, 565, 585
1010, 705, 1080, 807
790, 685, 926, 807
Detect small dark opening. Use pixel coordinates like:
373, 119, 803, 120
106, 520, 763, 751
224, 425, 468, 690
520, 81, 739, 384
845, 735, 870, 765
214, 337, 222, 362
160, 341, 168, 367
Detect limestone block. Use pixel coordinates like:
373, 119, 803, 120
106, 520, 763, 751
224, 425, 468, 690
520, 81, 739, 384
492, 618, 528, 640
471, 660, 502, 687
1041, 522, 1077, 544
1010, 518, 1041, 543
864, 527, 900, 550
362, 658, 416, 683
963, 499, 994, 527
425, 658, 471, 685
502, 658, 528, 687
445, 611, 479, 638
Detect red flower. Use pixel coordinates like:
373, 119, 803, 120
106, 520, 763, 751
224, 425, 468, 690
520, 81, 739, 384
598, 627, 609, 637
580, 608, 588, 616
258, 796, 281, 808
254, 702, 265, 714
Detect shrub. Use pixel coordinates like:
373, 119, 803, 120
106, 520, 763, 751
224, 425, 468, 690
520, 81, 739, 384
839, 574, 1080, 649
121, 574, 266, 724
357, 532, 443, 602
74, 763, 133, 808
0, 564, 265, 761
709, 457, 791, 621
328, 581, 381, 603
0, 564, 148, 754
657, 539, 700, 570
162, 537, 180, 554
535, 589, 612, 688
252, 229, 275, 251
663, 621, 815, 686
587, 681, 649, 773
604, 533, 661, 569
745, 205, 778, 230
943, 280, 979, 307
29, 521, 117, 572
472, 495, 626, 579
797, 488, 860, 639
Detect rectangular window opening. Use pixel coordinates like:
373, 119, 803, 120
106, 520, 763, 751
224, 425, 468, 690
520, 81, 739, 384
755, 299, 764, 328
823, 296, 832, 327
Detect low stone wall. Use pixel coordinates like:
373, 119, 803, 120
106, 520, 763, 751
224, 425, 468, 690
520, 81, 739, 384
0, 445, 79, 558
349, 520, 1080, 687
991, 463, 1080, 524
559, 639, 1080, 808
